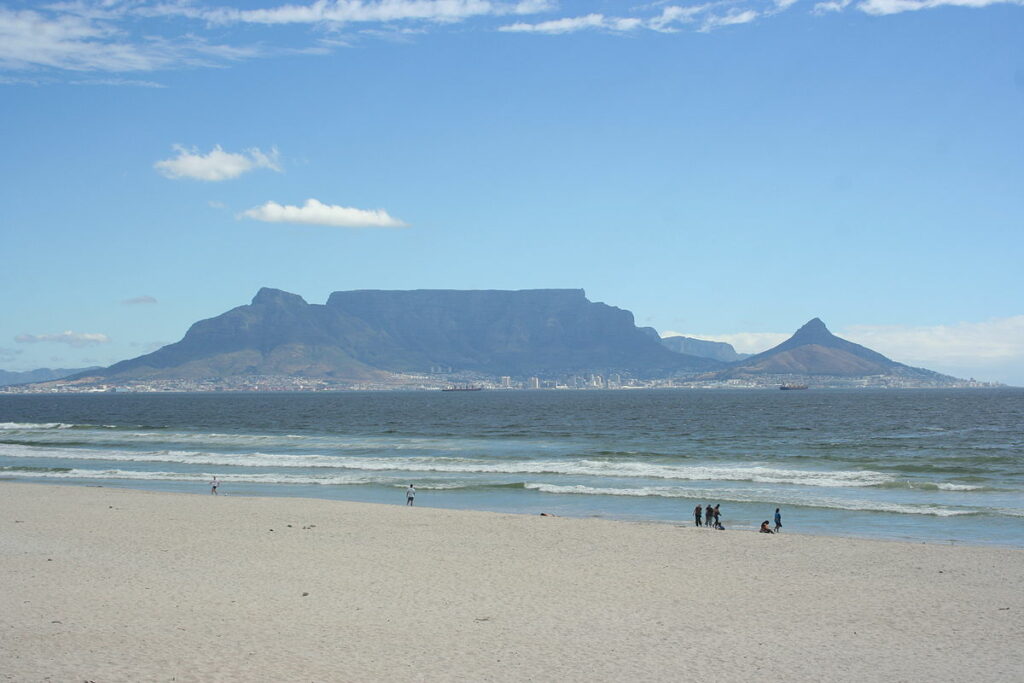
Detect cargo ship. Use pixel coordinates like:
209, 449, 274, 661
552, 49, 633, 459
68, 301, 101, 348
441, 385, 483, 392
779, 384, 809, 390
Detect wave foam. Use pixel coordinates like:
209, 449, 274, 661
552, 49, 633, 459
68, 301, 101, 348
522, 483, 978, 517
0, 422, 77, 430
0, 443, 999, 494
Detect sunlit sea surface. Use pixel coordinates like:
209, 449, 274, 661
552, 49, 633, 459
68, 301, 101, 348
2, 389, 1022, 547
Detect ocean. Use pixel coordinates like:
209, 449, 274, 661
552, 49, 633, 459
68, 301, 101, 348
1, 389, 1022, 547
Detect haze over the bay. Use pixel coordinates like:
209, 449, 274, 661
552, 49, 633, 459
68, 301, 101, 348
2, 1, 1022, 384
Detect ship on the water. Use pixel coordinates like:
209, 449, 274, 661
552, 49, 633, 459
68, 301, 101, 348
779, 384, 809, 390
441, 385, 484, 392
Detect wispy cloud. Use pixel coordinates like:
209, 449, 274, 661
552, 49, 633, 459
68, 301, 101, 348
122, 295, 158, 305
499, 4, 770, 34
15, 331, 112, 347
815, 0, 1023, 13
699, 9, 760, 31
500, 6, 715, 34
69, 77, 167, 87
190, 0, 554, 26
2, 0, 1019, 80
0, 7, 258, 73
500, 13, 613, 34
154, 145, 281, 181
242, 198, 408, 228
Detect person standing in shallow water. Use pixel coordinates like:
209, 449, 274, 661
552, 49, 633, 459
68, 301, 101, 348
406, 484, 416, 506
210, 477, 219, 495
705, 504, 714, 528
694, 504, 702, 527
774, 508, 782, 532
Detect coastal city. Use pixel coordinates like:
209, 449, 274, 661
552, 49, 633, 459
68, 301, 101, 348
1, 372, 1001, 394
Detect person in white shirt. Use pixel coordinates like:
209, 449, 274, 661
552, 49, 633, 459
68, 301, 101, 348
406, 484, 415, 506
211, 477, 220, 495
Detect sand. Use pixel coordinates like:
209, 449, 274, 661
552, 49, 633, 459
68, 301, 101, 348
1, 482, 1021, 682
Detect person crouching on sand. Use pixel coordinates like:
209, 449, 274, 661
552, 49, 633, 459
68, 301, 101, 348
759, 520, 774, 534
406, 484, 415, 506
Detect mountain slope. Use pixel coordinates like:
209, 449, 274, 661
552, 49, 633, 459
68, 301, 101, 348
83, 288, 722, 381
0, 367, 101, 387
714, 318, 953, 380
660, 335, 750, 363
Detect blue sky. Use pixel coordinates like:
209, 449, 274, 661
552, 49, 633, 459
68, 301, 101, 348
1, 0, 1022, 383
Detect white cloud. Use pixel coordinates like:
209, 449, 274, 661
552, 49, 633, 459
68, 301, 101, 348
857, 0, 1024, 13
242, 198, 408, 228
499, 4, 759, 35
122, 295, 158, 305
183, 0, 554, 26
700, 9, 760, 31
500, 13, 611, 34
813, 0, 853, 12
3, 0, 1018, 80
154, 145, 281, 181
841, 317, 1024, 365
15, 331, 112, 347
0, 7, 258, 73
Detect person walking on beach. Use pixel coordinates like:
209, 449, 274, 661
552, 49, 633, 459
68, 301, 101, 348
774, 508, 782, 532
713, 504, 722, 529
406, 484, 416, 506
210, 476, 219, 495
694, 504, 703, 527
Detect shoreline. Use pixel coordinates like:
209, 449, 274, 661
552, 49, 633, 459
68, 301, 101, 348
5, 477, 1021, 550
2, 481, 1022, 681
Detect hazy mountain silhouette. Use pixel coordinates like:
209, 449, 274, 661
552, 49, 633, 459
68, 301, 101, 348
660, 335, 750, 363
0, 367, 101, 387
714, 318, 953, 380
81, 288, 721, 381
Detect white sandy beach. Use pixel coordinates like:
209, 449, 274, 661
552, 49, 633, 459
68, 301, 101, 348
1, 482, 1021, 682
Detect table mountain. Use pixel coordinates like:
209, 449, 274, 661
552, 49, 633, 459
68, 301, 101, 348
83, 288, 721, 381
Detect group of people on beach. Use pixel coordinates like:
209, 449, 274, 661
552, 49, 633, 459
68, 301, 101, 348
694, 503, 724, 529
760, 508, 782, 533
209, 477, 782, 535
694, 503, 783, 533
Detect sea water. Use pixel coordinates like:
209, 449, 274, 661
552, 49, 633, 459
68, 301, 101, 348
1, 389, 1022, 547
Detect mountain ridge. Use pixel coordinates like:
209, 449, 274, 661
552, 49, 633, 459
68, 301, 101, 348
83, 288, 721, 381
712, 318, 954, 381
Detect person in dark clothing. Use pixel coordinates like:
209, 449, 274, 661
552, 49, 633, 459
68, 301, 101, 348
694, 504, 703, 527
760, 520, 774, 534
774, 508, 782, 532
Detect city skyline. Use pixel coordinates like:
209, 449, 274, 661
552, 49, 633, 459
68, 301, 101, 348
2, 1, 1022, 383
